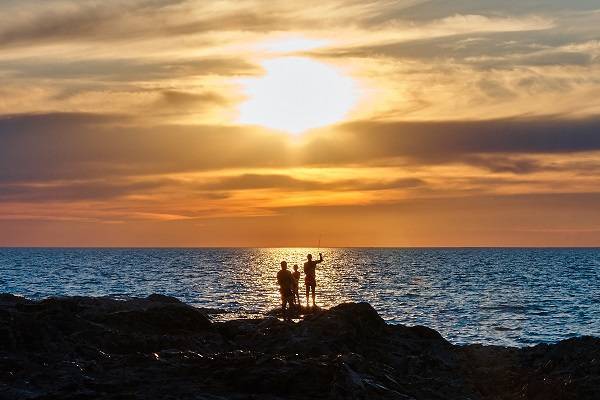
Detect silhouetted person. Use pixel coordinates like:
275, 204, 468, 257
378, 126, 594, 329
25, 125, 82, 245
277, 261, 294, 321
304, 253, 323, 307
291, 264, 301, 305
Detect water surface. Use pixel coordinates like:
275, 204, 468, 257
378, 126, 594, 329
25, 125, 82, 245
1, 247, 598, 346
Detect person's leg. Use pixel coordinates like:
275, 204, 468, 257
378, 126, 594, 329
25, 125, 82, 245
306, 286, 309, 306
311, 286, 316, 307
285, 296, 293, 321
282, 296, 289, 320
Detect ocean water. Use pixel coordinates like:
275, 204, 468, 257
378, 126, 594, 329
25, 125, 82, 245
0, 247, 598, 346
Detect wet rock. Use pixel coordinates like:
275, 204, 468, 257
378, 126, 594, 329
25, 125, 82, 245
0, 294, 598, 399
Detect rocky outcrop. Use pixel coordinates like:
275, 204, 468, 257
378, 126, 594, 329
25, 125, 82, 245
0, 294, 598, 399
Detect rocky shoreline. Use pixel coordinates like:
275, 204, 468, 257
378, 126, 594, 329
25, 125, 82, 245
0, 294, 598, 399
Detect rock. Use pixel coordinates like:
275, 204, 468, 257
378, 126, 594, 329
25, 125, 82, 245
94, 304, 211, 334
0, 294, 598, 399
145, 293, 183, 304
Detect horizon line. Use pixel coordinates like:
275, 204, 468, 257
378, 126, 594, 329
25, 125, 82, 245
1, 246, 599, 249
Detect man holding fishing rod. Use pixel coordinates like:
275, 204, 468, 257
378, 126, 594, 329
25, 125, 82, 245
304, 252, 323, 308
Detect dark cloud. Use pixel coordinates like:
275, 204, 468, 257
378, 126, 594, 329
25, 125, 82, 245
472, 50, 596, 70
304, 117, 600, 165
153, 90, 230, 114
166, 11, 291, 35
199, 174, 319, 191
0, 0, 260, 48
159, 90, 227, 106
196, 174, 424, 192
316, 29, 596, 70
380, 0, 600, 23
477, 79, 516, 99
2, 113, 600, 184
315, 31, 546, 61
462, 155, 550, 174
510, 51, 594, 67
0, 1, 143, 47
0, 179, 169, 202
0, 113, 289, 183
0, 172, 424, 204
515, 75, 575, 96
0, 0, 302, 48
0, 58, 258, 81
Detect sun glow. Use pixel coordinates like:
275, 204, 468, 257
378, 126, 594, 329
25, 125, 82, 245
238, 57, 358, 134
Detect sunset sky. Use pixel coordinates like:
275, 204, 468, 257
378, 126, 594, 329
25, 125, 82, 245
1, 0, 600, 246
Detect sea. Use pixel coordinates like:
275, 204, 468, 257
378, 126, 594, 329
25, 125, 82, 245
1, 247, 598, 347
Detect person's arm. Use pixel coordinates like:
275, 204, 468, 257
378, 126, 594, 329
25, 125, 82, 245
315, 252, 324, 264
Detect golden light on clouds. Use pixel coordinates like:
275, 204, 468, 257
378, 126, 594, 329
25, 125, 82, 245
1, 1, 600, 246
238, 57, 359, 133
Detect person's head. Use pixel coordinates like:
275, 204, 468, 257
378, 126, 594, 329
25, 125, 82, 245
293, 264, 298, 271
280, 261, 288, 270
307, 254, 312, 261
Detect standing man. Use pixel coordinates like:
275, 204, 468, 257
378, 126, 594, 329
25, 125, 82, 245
304, 253, 323, 308
277, 261, 295, 321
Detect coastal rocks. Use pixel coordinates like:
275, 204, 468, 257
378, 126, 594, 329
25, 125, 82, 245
0, 294, 598, 399
456, 336, 600, 400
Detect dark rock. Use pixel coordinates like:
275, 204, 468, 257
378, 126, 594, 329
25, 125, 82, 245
0, 294, 598, 399
94, 304, 211, 334
145, 293, 183, 304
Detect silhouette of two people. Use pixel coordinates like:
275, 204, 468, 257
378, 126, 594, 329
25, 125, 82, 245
277, 253, 324, 320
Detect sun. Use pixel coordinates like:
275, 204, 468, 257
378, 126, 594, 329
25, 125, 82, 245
238, 57, 358, 134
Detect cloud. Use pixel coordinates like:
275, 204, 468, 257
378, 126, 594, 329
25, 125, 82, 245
0, 0, 266, 48
317, 29, 586, 65
3, 113, 600, 185
196, 174, 424, 192
477, 79, 517, 99
2, 1, 598, 124
0, 179, 170, 202
0, 1, 598, 246
153, 90, 230, 115
0, 0, 325, 48
0, 167, 425, 204
2, 190, 599, 246
0, 0, 150, 47
159, 90, 226, 106
0, 113, 289, 183
0, 58, 259, 81
388, 0, 600, 22
461, 156, 549, 174
304, 117, 600, 164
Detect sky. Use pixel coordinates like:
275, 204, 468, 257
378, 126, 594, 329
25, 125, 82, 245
1, 0, 600, 247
